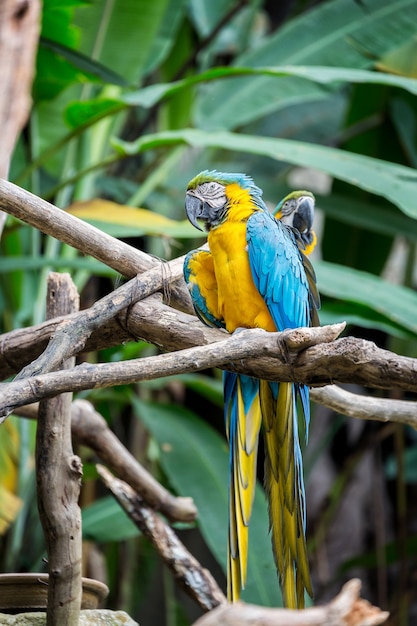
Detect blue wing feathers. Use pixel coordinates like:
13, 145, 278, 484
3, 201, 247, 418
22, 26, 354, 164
247, 211, 310, 333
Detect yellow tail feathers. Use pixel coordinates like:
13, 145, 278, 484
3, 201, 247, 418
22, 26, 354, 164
261, 380, 312, 609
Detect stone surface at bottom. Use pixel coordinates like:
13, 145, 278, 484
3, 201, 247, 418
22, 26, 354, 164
0, 610, 139, 625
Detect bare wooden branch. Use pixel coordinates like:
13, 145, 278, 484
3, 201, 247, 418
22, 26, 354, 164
0, 295, 209, 381
35, 273, 82, 625
311, 385, 417, 429
1, 324, 417, 421
15, 400, 198, 523
71, 399, 197, 522
0, 179, 192, 311
0, 324, 341, 417
0, 0, 40, 231
97, 464, 226, 612
13, 259, 186, 386
191, 579, 389, 626
15, 400, 197, 522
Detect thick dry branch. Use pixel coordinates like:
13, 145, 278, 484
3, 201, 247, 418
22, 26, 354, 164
14, 259, 186, 384
4, 294, 416, 401
71, 399, 196, 522
0, 179, 192, 310
15, 400, 197, 523
35, 273, 82, 625
311, 385, 417, 429
0, 294, 215, 380
192, 579, 388, 626
97, 465, 226, 612
1, 325, 345, 418
2, 324, 417, 421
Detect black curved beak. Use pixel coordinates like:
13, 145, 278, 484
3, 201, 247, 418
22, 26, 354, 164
185, 193, 205, 231
293, 195, 315, 235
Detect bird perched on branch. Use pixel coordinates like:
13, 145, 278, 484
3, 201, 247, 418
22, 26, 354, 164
183, 171, 319, 608
274, 189, 317, 257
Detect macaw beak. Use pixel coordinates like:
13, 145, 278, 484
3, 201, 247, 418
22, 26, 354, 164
185, 192, 205, 231
293, 195, 315, 235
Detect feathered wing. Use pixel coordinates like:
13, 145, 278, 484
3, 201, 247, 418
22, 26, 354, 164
184, 249, 225, 328
247, 210, 316, 608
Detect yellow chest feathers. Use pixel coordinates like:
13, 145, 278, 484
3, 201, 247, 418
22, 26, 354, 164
207, 188, 275, 333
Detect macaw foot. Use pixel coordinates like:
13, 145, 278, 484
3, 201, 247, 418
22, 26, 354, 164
231, 326, 268, 335
232, 326, 249, 335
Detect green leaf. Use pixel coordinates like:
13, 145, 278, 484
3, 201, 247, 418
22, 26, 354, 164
123, 66, 417, 106
196, 0, 417, 129
67, 199, 197, 238
386, 447, 417, 482
35, 48, 84, 101
135, 399, 283, 606
82, 496, 140, 542
316, 261, 417, 335
55, 65, 417, 139
34, 0, 84, 100
65, 98, 123, 130
0, 256, 116, 276
114, 128, 417, 218
377, 36, 417, 78
189, 0, 237, 37
319, 301, 414, 340
318, 194, 417, 241
143, 0, 188, 74
390, 97, 417, 168
74, 0, 171, 84
40, 37, 129, 86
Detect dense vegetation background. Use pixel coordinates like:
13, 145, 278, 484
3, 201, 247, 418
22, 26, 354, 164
1, 0, 417, 624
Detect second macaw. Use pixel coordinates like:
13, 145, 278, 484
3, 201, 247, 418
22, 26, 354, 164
274, 190, 317, 258
183, 172, 319, 608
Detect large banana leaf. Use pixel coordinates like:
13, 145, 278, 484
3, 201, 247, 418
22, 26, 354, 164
195, 0, 417, 129
315, 261, 417, 337
114, 128, 417, 218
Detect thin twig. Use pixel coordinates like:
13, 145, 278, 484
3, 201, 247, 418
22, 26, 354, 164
16, 400, 197, 523
97, 465, 226, 612
0, 179, 192, 312
14, 258, 186, 384
310, 385, 417, 430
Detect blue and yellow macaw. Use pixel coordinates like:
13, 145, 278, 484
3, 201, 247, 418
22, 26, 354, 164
183, 171, 319, 608
274, 190, 317, 257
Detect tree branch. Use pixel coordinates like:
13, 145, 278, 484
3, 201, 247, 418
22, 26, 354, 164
191, 579, 388, 626
2, 324, 417, 421
35, 273, 82, 625
0, 324, 334, 417
97, 465, 226, 612
311, 385, 417, 429
0, 179, 192, 312
13, 259, 186, 384
15, 400, 197, 523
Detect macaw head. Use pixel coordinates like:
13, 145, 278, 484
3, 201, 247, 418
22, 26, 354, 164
185, 170, 265, 231
274, 190, 316, 254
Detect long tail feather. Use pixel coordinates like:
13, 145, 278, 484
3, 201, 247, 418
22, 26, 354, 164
260, 380, 312, 608
224, 372, 261, 601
